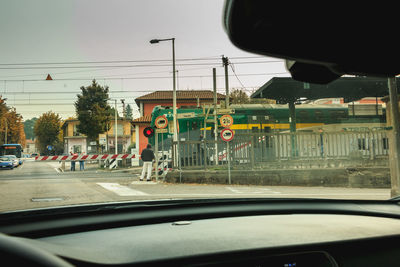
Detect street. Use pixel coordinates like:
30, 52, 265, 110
0, 160, 391, 212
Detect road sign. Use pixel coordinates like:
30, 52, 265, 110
220, 114, 233, 128
155, 128, 168, 133
155, 115, 168, 129
47, 145, 53, 151
217, 108, 235, 114
177, 112, 195, 119
220, 128, 234, 142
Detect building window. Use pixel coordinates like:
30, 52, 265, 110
314, 110, 323, 120
73, 145, 81, 153
358, 138, 366, 150
383, 138, 389, 150
329, 110, 347, 120
298, 110, 309, 120
73, 124, 80, 136
114, 124, 124, 136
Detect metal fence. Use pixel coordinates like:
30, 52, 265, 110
172, 130, 390, 169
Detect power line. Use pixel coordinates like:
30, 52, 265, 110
0, 56, 272, 66
1, 87, 264, 96
0, 60, 283, 70
0, 72, 288, 82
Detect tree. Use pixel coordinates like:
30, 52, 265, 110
34, 111, 62, 155
0, 97, 25, 146
125, 104, 133, 120
229, 89, 276, 104
75, 80, 112, 143
5, 108, 26, 147
24, 117, 38, 140
230, 89, 249, 104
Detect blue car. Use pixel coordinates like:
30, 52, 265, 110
0, 156, 14, 170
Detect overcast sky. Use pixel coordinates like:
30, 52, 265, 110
0, 0, 289, 120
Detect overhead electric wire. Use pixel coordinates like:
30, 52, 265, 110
0, 72, 289, 82
0, 55, 272, 66
0, 60, 283, 70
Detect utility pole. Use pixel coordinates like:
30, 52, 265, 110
388, 77, 400, 197
222, 56, 230, 108
115, 99, 118, 155
172, 38, 178, 168
213, 68, 218, 166
4, 119, 7, 144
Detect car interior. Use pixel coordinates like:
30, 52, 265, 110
1, 1, 400, 266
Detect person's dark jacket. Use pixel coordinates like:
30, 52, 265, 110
141, 148, 155, 162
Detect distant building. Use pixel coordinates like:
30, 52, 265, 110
61, 119, 86, 154
133, 90, 227, 152
24, 139, 38, 155
62, 118, 135, 154
310, 97, 385, 105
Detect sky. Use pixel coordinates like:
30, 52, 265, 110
0, 0, 289, 120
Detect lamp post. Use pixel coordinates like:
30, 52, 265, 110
150, 38, 178, 167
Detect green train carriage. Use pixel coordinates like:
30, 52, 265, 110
148, 103, 386, 146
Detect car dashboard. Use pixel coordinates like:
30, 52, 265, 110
1, 199, 400, 266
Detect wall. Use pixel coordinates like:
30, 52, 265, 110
166, 167, 390, 188
105, 121, 131, 136
138, 125, 148, 153
65, 138, 87, 154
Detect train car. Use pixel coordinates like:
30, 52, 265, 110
148, 103, 386, 144
149, 103, 388, 172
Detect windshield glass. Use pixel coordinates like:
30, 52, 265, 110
0, 0, 393, 212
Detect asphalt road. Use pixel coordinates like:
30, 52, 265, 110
0, 160, 391, 212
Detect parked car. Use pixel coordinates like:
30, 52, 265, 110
0, 156, 14, 170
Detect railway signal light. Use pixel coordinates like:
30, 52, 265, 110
143, 127, 155, 138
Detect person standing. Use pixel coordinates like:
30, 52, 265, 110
140, 144, 155, 181
70, 151, 76, 171
79, 151, 85, 171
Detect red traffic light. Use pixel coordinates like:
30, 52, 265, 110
143, 127, 154, 138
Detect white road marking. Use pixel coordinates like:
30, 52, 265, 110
131, 181, 158, 185
97, 183, 148, 196
226, 187, 281, 194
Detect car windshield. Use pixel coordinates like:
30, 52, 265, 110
0, 0, 394, 213
0, 157, 10, 161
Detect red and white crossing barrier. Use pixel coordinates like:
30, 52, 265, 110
35, 154, 137, 161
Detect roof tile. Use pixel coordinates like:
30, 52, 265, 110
135, 90, 226, 102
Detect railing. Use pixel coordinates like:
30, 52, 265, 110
172, 130, 389, 169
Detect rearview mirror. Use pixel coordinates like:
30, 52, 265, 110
223, 1, 400, 83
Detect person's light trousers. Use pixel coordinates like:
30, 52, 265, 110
140, 161, 152, 180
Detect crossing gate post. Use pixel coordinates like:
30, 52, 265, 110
155, 132, 159, 182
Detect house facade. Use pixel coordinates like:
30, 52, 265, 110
62, 118, 135, 154
133, 90, 227, 153
24, 139, 38, 155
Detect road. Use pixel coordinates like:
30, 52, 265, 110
0, 160, 391, 212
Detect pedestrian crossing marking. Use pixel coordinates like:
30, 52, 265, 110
97, 183, 148, 196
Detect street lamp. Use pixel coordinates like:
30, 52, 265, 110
150, 38, 178, 167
